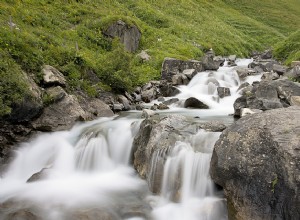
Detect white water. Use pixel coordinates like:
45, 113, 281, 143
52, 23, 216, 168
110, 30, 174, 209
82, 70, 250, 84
0, 59, 259, 219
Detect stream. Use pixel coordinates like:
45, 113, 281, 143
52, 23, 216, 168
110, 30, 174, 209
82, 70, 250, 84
0, 59, 261, 220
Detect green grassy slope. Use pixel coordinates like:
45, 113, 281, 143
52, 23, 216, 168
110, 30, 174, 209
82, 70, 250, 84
0, 0, 299, 116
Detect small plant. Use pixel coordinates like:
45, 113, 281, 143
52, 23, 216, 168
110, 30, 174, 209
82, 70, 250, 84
271, 175, 278, 193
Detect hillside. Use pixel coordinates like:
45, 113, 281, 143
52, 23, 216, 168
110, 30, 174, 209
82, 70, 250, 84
0, 0, 300, 116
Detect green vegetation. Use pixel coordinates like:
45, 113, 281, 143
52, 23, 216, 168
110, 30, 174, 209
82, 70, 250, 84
274, 30, 300, 65
271, 175, 278, 193
0, 0, 299, 116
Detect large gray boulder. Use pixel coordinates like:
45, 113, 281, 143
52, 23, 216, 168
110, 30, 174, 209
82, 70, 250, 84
234, 79, 300, 117
132, 115, 198, 193
42, 65, 66, 87
161, 58, 204, 82
103, 20, 141, 52
210, 106, 300, 220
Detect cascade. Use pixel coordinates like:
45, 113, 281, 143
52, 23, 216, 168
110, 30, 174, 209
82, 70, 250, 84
0, 59, 260, 219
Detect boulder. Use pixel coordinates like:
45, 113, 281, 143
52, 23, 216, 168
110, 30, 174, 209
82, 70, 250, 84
184, 97, 209, 109
4, 72, 43, 123
210, 106, 300, 220
234, 67, 258, 80
202, 54, 219, 70
261, 72, 280, 81
141, 109, 155, 119
233, 79, 300, 117
112, 103, 124, 112
290, 96, 300, 106
159, 82, 180, 97
161, 58, 204, 82
259, 49, 273, 59
213, 56, 225, 67
42, 65, 66, 87
217, 87, 231, 98
162, 98, 179, 106
285, 65, 300, 81
272, 64, 287, 75
132, 115, 198, 192
103, 20, 141, 52
182, 69, 198, 80
45, 86, 67, 103
141, 87, 157, 103
32, 94, 87, 131
157, 103, 169, 110
240, 108, 263, 117
117, 95, 131, 111
171, 74, 189, 85
291, 61, 300, 67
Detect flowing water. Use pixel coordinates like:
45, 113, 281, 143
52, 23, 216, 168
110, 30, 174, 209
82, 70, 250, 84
0, 59, 260, 219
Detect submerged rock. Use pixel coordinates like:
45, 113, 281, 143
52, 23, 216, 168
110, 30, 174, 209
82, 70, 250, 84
210, 106, 300, 220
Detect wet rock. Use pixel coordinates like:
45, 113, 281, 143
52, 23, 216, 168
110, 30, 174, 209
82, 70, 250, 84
162, 98, 179, 106
234, 67, 258, 80
198, 121, 226, 132
172, 74, 189, 86
259, 49, 273, 59
135, 104, 144, 111
141, 109, 155, 119
202, 54, 219, 70
261, 72, 279, 81
157, 103, 169, 110
117, 95, 131, 111
210, 106, 300, 220
42, 65, 66, 87
206, 77, 220, 86
184, 97, 209, 109
141, 88, 157, 103
159, 82, 180, 97
237, 82, 250, 93
272, 64, 287, 75
27, 168, 50, 182
213, 56, 225, 67
182, 69, 197, 80
132, 115, 198, 191
161, 58, 204, 82
240, 108, 263, 117
150, 104, 158, 110
157, 97, 165, 102
5, 210, 39, 220
112, 103, 124, 112
103, 20, 141, 52
142, 82, 152, 91
217, 87, 231, 98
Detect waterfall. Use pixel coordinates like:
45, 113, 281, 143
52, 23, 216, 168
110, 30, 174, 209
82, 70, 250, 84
0, 59, 259, 219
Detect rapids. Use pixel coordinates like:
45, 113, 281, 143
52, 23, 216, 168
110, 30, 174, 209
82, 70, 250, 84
0, 59, 259, 220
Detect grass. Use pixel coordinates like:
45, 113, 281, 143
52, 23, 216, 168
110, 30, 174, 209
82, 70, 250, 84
0, 0, 299, 116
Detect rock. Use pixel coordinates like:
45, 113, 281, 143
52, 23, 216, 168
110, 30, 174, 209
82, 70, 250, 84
5, 210, 39, 220
137, 50, 151, 61
32, 94, 87, 131
26, 168, 50, 182
45, 86, 67, 103
206, 77, 220, 86
202, 54, 219, 70
234, 67, 258, 80
112, 103, 124, 112
210, 106, 300, 220
157, 103, 169, 110
237, 82, 250, 93
228, 55, 236, 62
272, 64, 287, 75
157, 97, 165, 102
135, 104, 144, 111
213, 56, 225, 67
162, 98, 179, 105
117, 95, 131, 111
142, 82, 152, 91
233, 79, 300, 117
161, 58, 204, 82
217, 87, 231, 98
141, 109, 155, 119
260, 49, 273, 59
261, 72, 280, 81
141, 87, 157, 103
42, 65, 66, 87
172, 74, 189, 85
4, 73, 43, 123
103, 20, 141, 52
198, 121, 226, 132
182, 69, 197, 80
132, 93, 142, 102
150, 104, 158, 110
159, 82, 180, 97
240, 108, 263, 117
290, 96, 300, 106
134, 86, 142, 94
132, 115, 198, 192
285, 65, 300, 81
184, 97, 209, 109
